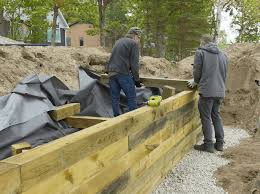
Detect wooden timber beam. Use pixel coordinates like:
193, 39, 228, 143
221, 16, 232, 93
11, 142, 32, 155
70, 122, 201, 194
1, 91, 196, 193
65, 116, 110, 129
0, 162, 21, 194
162, 85, 176, 99
140, 77, 191, 91
100, 74, 192, 92
49, 103, 80, 121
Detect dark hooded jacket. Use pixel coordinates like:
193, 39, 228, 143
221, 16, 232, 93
193, 42, 228, 97
106, 37, 140, 81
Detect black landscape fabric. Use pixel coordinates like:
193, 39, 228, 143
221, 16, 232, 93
0, 68, 159, 159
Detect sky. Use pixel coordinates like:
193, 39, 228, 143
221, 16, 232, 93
220, 11, 239, 43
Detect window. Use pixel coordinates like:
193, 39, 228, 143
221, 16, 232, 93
47, 28, 61, 43
80, 37, 84, 46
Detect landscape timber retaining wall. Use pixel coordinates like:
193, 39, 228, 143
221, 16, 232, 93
0, 90, 201, 194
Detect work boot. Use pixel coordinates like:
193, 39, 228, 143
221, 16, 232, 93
214, 142, 224, 151
194, 143, 215, 153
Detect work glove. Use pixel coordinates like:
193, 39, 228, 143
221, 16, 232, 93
135, 81, 143, 88
187, 79, 197, 89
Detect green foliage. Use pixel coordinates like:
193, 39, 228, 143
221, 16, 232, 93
2, 0, 258, 52
61, 0, 98, 25
85, 28, 99, 36
223, 0, 259, 43
105, 0, 129, 45
218, 30, 229, 48
122, 0, 212, 60
233, 0, 260, 42
4, 0, 25, 40
0, 0, 4, 9
166, 0, 212, 60
23, 0, 51, 43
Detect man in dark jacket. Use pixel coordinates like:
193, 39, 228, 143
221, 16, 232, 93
106, 27, 142, 116
187, 35, 228, 153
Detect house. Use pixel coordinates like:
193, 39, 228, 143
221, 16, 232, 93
46, 9, 69, 46
66, 22, 100, 47
0, 9, 69, 46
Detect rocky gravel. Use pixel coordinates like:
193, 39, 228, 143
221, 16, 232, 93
152, 126, 250, 194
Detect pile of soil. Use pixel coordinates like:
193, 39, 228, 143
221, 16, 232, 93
222, 43, 260, 133
0, 46, 175, 96
0, 43, 258, 131
215, 136, 260, 194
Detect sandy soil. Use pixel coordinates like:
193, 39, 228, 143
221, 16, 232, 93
0, 46, 175, 96
215, 136, 260, 194
222, 44, 260, 134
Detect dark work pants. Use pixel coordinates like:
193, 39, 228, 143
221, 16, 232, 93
198, 96, 224, 144
109, 74, 137, 117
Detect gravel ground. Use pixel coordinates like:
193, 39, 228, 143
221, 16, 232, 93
152, 126, 250, 194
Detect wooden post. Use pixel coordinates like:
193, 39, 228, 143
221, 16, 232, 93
65, 116, 110, 129
145, 144, 160, 151
49, 103, 80, 121
162, 85, 176, 99
11, 142, 32, 155
100, 73, 109, 84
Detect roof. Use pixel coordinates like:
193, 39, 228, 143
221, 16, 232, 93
69, 21, 94, 27
57, 9, 69, 29
0, 35, 24, 45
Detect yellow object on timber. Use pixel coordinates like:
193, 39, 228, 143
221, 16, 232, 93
147, 96, 162, 107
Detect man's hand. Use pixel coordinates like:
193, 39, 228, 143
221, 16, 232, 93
187, 79, 197, 88
135, 81, 144, 88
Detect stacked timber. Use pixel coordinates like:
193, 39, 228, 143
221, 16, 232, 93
0, 89, 201, 194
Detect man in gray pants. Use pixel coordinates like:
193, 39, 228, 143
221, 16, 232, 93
187, 35, 228, 153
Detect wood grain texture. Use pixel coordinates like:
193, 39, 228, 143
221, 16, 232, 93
0, 162, 21, 194
65, 116, 109, 128
49, 103, 80, 121
1, 91, 198, 193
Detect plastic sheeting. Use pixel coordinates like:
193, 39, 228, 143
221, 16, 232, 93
0, 68, 159, 159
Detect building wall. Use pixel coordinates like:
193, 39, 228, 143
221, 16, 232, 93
0, 11, 10, 36
66, 23, 100, 47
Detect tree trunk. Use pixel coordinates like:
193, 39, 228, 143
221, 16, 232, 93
144, 3, 152, 56
155, 18, 165, 58
51, 5, 59, 46
213, 0, 224, 43
98, 0, 106, 47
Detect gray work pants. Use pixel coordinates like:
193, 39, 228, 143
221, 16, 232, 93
198, 96, 224, 144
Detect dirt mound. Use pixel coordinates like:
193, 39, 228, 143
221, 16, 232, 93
0, 43, 258, 131
0, 46, 175, 96
171, 56, 194, 79
215, 136, 260, 194
176, 43, 260, 132
222, 44, 260, 133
